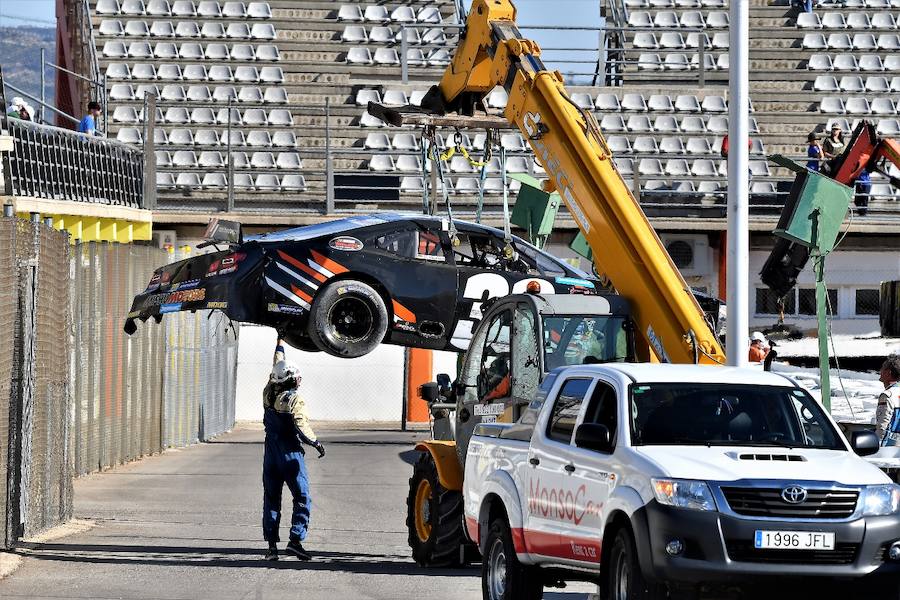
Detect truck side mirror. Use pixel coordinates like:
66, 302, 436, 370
436, 373, 451, 394
850, 430, 880, 457
575, 423, 612, 454
419, 382, 440, 404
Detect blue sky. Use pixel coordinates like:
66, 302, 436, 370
0, 0, 55, 27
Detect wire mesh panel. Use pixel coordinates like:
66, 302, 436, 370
0, 219, 16, 547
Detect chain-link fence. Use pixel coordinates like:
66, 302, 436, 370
1, 218, 239, 548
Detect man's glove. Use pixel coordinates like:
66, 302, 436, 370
313, 441, 326, 458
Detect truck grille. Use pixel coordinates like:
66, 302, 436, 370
725, 540, 859, 565
720, 486, 858, 519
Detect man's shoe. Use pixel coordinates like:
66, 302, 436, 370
285, 541, 311, 561
264, 544, 279, 561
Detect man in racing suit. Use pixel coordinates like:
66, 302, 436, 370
875, 355, 900, 443
262, 338, 325, 561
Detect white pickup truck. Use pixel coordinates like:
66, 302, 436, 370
463, 363, 900, 600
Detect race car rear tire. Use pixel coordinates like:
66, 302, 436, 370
481, 518, 543, 600
307, 279, 388, 358
406, 452, 464, 567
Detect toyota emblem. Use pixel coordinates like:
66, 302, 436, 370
781, 486, 808, 504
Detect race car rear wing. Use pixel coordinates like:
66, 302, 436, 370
200, 218, 243, 247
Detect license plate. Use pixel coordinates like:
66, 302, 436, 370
754, 530, 835, 550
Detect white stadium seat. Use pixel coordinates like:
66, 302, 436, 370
281, 175, 306, 192
96, 0, 121, 15
251, 23, 276, 40
222, 2, 247, 18
248, 2, 272, 19
198, 1, 223, 17
171, 1, 196, 16
147, 0, 171, 15
100, 20, 125, 36
205, 43, 230, 60
337, 4, 363, 21
256, 44, 280, 61
175, 21, 200, 38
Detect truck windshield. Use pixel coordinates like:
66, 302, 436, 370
542, 315, 628, 370
630, 383, 845, 450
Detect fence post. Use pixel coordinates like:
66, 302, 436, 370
143, 93, 157, 210
227, 98, 234, 213
401, 26, 409, 84
698, 36, 706, 88
40, 49, 46, 125
325, 98, 334, 214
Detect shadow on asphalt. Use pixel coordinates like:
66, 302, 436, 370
13, 542, 477, 577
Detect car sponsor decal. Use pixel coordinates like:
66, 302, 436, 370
264, 276, 311, 310
391, 300, 417, 324
160, 303, 182, 313
509, 527, 602, 564
268, 303, 305, 315
170, 278, 200, 291
473, 403, 505, 417
554, 276, 595, 289
206, 252, 246, 278
393, 320, 416, 333
146, 272, 161, 292
328, 236, 364, 252
206, 301, 227, 309
527, 479, 604, 528
145, 288, 207, 306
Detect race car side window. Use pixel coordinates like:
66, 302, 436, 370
514, 241, 567, 277
453, 233, 504, 270
372, 229, 416, 259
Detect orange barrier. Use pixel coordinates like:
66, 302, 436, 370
406, 348, 433, 423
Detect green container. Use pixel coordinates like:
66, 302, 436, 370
509, 174, 560, 247
569, 230, 593, 261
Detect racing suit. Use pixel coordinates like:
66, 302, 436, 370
262, 343, 318, 544
875, 381, 899, 443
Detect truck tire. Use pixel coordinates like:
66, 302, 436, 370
406, 452, 464, 567
607, 528, 667, 600
481, 518, 543, 600
307, 279, 388, 358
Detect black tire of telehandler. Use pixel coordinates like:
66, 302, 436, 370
307, 279, 388, 358
406, 452, 465, 568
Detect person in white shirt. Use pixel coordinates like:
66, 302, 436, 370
875, 356, 900, 443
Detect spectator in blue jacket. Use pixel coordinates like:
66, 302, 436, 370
854, 169, 871, 216
77, 101, 102, 136
806, 133, 822, 172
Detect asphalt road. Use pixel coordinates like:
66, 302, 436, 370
0, 426, 595, 600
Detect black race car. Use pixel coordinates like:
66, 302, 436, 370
124, 214, 603, 358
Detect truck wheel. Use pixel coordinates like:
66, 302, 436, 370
482, 518, 543, 600
307, 279, 388, 358
608, 528, 667, 600
406, 452, 464, 567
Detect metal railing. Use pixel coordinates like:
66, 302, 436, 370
4, 118, 144, 207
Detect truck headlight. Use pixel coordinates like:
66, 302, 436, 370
651, 479, 717, 512
861, 484, 900, 517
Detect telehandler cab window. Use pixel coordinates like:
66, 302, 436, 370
477, 310, 512, 403
543, 316, 628, 369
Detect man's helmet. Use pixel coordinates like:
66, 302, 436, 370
271, 360, 300, 384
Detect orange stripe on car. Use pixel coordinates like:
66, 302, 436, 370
392, 300, 417, 323
290, 284, 313, 304
310, 249, 349, 275
278, 250, 326, 283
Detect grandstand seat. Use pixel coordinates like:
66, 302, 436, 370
663, 53, 690, 70
276, 152, 302, 170
751, 182, 777, 195
866, 76, 890, 92
621, 93, 648, 111
215, 107, 242, 125
395, 156, 423, 174
569, 93, 594, 110
209, 65, 234, 81
229, 173, 251, 190
364, 5, 390, 22
417, 7, 443, 24
400, 176, 425, 194
109, 83, 136, 101
749, 160, 771, 177
364, 133, 390, 150
626, 0, 649, 5
649, 0, 674, 7
117, 128, 142, 144
251, 152, 276, 169
659, 137, 686, 154
847, 13, 873, 29
832, 53, 859, 70
226, 23, 251, 39
638, 158, 663, 176
628, 11, 653, 27
346, 47, 373, 64
174, 172, 202, 188
149, 21, 174, 37
234, 66, 260, 83
813, 74, 840, 91
191, 107, 216, 124
877, 119, 900, 135
244, 131, 270, 147
250, 23, 276, 40
423, 27, 448, 45
220, 130, 246, 147
182, 64, 208, 81
172, 150, 197, 167
147, 0, 170, 15
374, 48, 400, 65
500, 133, 526, 151
198, 1, 223, 17
212, 86, 237, 102
613, 159, 634, 176
281, 174, 306, 192
633, 32, 658, 49
680, 11, 705, 27
342, 25, 367, 43
853, 33, 878, 49
363, 25, 389, 43
506, 157, 530, 174
169, 128, 195, 145
701, 95, 727, 113
221, 44, 251, 61
392, 133, 419, 150
637, 53, 662, 70
659, 32, 686, 49
706, 10, 728, 27
877, 33, 900, 50
205, 43, 230, 60
122, 0, 146, 14
665, 159, 690, 177
223, 1, 250, 18
337, 4, 363, 21
606, 135, 631, 153
199, 173, 226, 189
156, 172, 176, 189
803, 33, 828, 49
595, 93, 621, 111
653, 115, 680, 132
175, 21, 200, 37
242, 108, 268, 126
675, 95, 701, 112
395, 28, 420, 44
885, 55, 900, 70
648, 94, 674, 112
633, 136, 659, 153
871, 12, 896, 29
155, 151, 172, 167
691, 53, 716, 71
96, 0, 121, 15
164, 106, 190, 123
135, 83, 160, 98
201, 22, 226, 38
185, 85, 210, 101
355, 89, 380, 106
601, 114, 627, 132
820, 96, 846, 113
390, 6, 416, 23
820, 13, 846, 29
113, 106, 139, 123
715, 53, 729, 70
268, 109, 293, 126
859, 54, 884, 71
796, 12, 822, 28
272, 131, 297, 148
808, 54, 834, 71
871, 97, 896, 115
100, 20, 125, 36
360, 114, 383, 129
711, 32, 729, 48
685, 32, 711, 50
170, 0, 196, 16
450, 155, 474, 173
127, 41, 152, 57
404, 48, 427, 66
643, 180, 667, 192
382, 90, 409, 106
248, 2, 271, 18
845, 97, 872, 114
680, 116, 706, 132
106, 63, 132, 79
697, 180, 721, 193
627, 115, 654, 132
870, 183, 895, 198
706, 115, 728, 132
259, 66, 283, 84
825, 117, 851, 132
686, 137, 712, 154
839, 75, 865, 91
179, 43, 204, 59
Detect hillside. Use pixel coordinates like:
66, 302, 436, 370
0, 26, 56, 114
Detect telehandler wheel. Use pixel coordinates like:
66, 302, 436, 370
307, 279, 388, 358
481, 518, 543, 600
406, 452, 465, 567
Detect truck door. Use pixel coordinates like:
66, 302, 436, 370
523, 376, 592, 562
563, 377, 620, 568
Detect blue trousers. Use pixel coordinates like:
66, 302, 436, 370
262, 441, 311, 543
